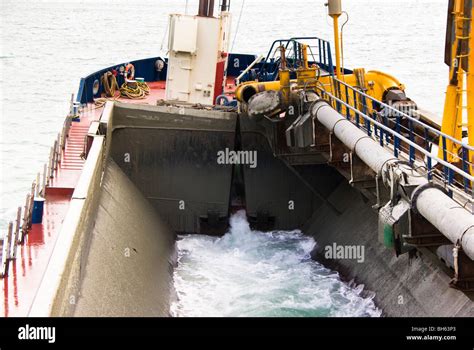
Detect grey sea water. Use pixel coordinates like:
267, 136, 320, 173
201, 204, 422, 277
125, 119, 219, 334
0, 0, 448, 316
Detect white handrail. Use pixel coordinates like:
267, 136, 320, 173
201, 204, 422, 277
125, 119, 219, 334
319, 88, 474, 184
332, 77, 474, 151
236, 55, 264, 85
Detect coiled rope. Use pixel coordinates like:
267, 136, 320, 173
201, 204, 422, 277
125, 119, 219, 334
101, 71, 119, 98
94, 71, 151, 107
94, 72, 119, 108
119, 81, 150, 99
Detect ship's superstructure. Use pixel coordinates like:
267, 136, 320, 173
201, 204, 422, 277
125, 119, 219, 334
165, 1, 232, 105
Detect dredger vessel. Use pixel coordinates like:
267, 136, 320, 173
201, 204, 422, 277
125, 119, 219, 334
1, 0, 474, 317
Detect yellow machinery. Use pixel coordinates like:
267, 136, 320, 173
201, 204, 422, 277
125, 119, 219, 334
327, 0, 343, 80
439, 0, 473, 168
234, 0, 409, 112
235, 46, 405, 110
234, 0, 474, 174
278, 46, 291, 106
470, 2, 474, 169
236, 69, 403, 104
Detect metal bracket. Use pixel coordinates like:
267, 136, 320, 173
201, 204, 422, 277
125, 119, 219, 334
450, 244, 474, 292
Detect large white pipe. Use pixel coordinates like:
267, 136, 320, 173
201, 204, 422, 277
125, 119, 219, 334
413, 186, 474, 260
311, 100, 474, 260
312, 101, 396, 172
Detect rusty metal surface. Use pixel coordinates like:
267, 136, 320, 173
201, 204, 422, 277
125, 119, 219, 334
451, 249, 474, 292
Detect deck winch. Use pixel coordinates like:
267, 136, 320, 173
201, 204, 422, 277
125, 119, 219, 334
381, 89, 418, 119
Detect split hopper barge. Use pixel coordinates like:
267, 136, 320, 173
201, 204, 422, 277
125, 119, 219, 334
1, 0, 474, 317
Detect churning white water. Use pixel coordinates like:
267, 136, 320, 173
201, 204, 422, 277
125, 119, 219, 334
171, 211, 381, 317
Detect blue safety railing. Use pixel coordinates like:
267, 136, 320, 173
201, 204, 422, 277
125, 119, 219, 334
255, 37, 339, 82
317, 77, 474, 199
288, 37, 338, 75
256, 39, 298, 81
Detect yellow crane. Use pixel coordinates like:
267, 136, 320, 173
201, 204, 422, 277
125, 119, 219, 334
439, 0, 473, 172
469, 1, 474, 170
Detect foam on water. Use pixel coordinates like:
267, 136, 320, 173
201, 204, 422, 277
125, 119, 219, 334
171, 210, 381, 317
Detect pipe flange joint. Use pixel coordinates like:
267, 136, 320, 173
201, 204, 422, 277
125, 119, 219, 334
351, 135, 375, 153
459, 225, 474, 248
410, 182, 449, 214
310, 99, 330, 116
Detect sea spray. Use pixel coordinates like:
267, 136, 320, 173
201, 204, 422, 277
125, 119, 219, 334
171, 210, 381, 317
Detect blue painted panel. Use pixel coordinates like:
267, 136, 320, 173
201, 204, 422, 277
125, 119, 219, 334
226, 53, 258, 77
